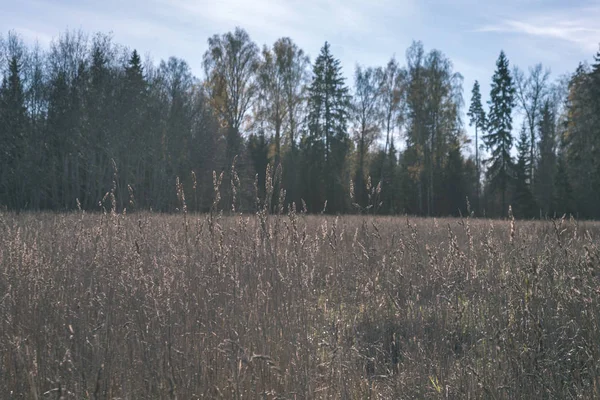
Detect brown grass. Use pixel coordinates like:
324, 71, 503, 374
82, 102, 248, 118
1, 206, 599, 398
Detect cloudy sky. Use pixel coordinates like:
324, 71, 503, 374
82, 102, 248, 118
3, 0, 600, 149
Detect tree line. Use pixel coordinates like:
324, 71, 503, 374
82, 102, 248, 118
0, 28, 599, 218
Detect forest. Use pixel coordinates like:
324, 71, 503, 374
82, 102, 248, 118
2, 26, 600, 399
1, 28, 599, 218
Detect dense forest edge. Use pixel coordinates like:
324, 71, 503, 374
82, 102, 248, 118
1, 28, 599, 218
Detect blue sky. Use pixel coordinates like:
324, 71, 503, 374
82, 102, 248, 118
3, 0, 600, 153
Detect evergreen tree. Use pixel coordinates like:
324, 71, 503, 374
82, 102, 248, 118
443, 136, 467, 216
554, 150, 573, 216
589, 50, 600, 217
467, 80, 486, 213
534, 100, 556, 216
305, 42, 351, 213
563, 63, 597, 218
513, 125, 537, 218
248, 130, 271, 205
85, 35, 117, 209
45, 69, 72, 208
484, 51, 516, 217
117, 49, 148, 210
26, 44, 48, 210
6, 27, 600, 218
0, 55, 28, 208
124, 50, 146, 96
383, 141, 401, 213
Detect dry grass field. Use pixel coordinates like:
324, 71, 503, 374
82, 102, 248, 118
1, 205, 599, 398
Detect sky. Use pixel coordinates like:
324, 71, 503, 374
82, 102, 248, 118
2, 0, 600, 154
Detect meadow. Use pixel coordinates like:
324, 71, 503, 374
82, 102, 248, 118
1, 205, 599, 398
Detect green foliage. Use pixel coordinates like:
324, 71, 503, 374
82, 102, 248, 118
0, 54, 28, 208
467, 80, 486, 132
561, 58, 600, 218
513, 126, 537, 218
467, 80, 486, 213
305, 42, 351, 213
404, 41, 463, 216
534, 100, 556, 216
554, 151, 574, 216
443, 137, 471, 216
2, 27, 600, 219
484, 51, 516, 217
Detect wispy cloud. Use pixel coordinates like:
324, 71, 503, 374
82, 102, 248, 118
146, 0, 420, 75
478, 7, 600, 53
153, 0, 419, 52
158, 0, 418, 33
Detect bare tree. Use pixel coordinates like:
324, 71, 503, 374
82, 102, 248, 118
272, 37, 310, 206
274, 37, 310, 153
352, 65, 384, 205
203, 27, 259, 164
47, 29, 89, 82
380, 57, 407, 155
254, 45, 286, 166
405, 42, 463, 215
513, 63, 550, 182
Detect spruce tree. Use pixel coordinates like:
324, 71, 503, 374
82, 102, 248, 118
564, 63, 597, 218
554, 152, 573, 216
590, 50, 600, 217
118, 49, 148, 209
305, 42, 351, 213
484, 51, 516, 217
46, 70, 72, 208
513, 125, 537, 218
535, 100, 556, 216
0, 56, 28, 208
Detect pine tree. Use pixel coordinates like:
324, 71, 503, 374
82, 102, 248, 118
305, 42, 351, 213
467, 80, 486, 213
484, 51, 516, 217
513, 125, 537, 218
